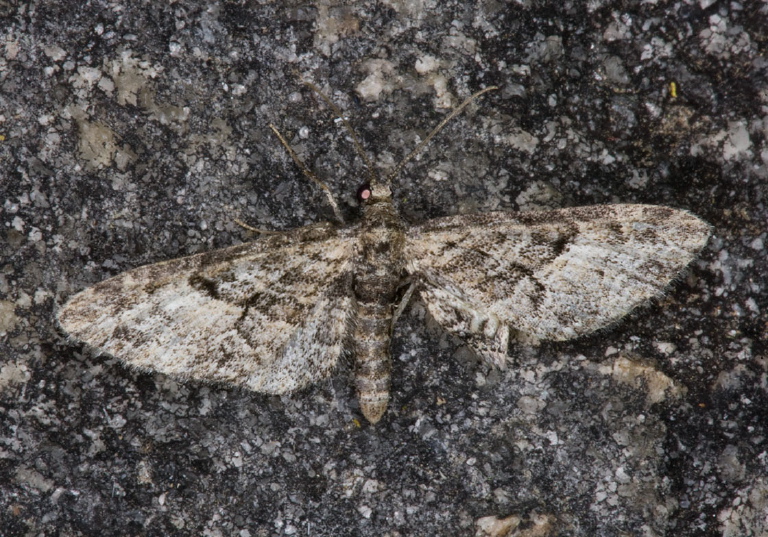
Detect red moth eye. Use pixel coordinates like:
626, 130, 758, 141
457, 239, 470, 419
357, 182, 372, 202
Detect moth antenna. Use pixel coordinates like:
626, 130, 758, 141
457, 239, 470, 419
304, 81, 380, 190
268, 123, 345, 225
385, 86, 499, 185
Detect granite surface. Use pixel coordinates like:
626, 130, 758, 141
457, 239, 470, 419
1, 1, 766, 536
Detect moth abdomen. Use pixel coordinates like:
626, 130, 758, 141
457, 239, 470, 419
354, 303, 394, 424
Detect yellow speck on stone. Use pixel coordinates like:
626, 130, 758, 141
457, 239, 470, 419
669, 81, 678, 98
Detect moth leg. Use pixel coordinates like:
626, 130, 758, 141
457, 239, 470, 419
391, 279, 417, 334
232, 219, 282, 235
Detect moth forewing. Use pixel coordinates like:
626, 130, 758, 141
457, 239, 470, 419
58, 224, 359, 394
404, 204, 711, 347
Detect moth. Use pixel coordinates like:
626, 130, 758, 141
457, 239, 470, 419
58, 85, 711, 424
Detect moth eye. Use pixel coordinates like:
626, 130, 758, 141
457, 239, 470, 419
357, 182, 372, 202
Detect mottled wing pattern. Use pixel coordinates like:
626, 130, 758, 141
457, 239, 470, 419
58, 222, 357, 393
405, 205, 711, 364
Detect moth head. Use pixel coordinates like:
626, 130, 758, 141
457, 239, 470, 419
357, 182, 392, 204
